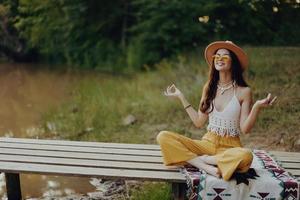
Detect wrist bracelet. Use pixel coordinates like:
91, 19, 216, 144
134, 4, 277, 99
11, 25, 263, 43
184, 104, 192, 109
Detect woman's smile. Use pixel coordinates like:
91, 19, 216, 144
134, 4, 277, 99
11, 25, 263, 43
216, 61, 225, 67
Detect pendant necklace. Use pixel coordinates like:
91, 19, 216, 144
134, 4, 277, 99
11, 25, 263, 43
217, 81, 235, 95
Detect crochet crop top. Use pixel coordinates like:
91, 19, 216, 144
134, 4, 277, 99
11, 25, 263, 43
207, 86, 241, 136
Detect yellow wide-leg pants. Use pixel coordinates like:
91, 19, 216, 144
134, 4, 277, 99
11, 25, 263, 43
157, 131, 253, 181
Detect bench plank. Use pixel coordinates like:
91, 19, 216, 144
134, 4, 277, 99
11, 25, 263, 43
0, 137, 161, 150
0, 154, 174, 171
0, 147, 163, 163
0, 142, 162, 156
269, 151, 300, 157
0, 161, 186, 182
286, 169, 300, 177
271, 156, 300, 163
280, 162, 300, 169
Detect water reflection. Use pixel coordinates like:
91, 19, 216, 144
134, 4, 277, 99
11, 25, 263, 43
21, 175, 94, 198
0, 64, 72, 136
0, 63, 96, 198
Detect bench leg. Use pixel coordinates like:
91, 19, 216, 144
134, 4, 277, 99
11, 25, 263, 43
172, 183, 186, 200
5, 173, 22, 200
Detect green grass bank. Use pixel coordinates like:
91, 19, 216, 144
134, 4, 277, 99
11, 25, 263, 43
41, 47, 300, 199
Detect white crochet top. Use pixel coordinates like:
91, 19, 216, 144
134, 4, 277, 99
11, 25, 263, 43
207, 86, 241, 136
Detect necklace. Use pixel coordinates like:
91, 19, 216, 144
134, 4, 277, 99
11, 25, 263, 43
218, 80, 233, 87
217, 81, 235, 95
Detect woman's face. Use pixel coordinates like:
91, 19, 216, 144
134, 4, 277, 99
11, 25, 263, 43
213, 48, 232, 72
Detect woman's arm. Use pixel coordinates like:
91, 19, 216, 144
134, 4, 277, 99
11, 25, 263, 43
240, 88, 277, 134
164, 84, 208, 128
178, 93, 208, 128
239, 87, 259, 134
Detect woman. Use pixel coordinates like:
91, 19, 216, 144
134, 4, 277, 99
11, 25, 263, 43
157, 41, 277, 181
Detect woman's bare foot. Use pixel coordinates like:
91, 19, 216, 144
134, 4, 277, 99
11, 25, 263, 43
205, 165, 221, 178
199, 155, 218, 165
187, 156, 221, 178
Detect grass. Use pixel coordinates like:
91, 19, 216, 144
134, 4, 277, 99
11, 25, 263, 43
41, 53, 208, 143
40, 47, 300, 199
130, 182, 172, 200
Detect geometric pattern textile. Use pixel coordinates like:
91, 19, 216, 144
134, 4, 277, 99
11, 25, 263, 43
181, 150, 299, 200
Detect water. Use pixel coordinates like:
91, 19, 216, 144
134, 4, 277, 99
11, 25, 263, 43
0, 63, 96, 198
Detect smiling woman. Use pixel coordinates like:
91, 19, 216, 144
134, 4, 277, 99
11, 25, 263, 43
157, 41, 277, 181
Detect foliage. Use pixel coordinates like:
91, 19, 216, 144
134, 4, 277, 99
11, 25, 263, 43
0, 0, 299, 70
13, 0, 129, 70
128, 0, 209, 66
0, 0, 35, 61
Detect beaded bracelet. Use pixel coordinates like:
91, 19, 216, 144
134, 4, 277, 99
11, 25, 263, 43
184, 104, 192, 109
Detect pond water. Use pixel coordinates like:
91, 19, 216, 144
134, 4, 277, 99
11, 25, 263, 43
0, 63, 96, 198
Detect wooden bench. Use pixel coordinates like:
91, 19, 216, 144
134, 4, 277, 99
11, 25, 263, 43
0, 137, 299, 200
0, 137, 187, 200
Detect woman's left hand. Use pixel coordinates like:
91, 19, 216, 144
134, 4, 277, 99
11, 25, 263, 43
254, 93, 277, 109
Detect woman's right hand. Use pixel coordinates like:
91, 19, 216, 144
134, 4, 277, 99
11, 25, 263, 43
163, 84, 183, 100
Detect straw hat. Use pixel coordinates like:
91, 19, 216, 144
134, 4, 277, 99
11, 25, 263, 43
204, 40, 249, 70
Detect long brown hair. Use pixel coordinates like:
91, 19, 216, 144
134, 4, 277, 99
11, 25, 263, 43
199, 49, 248, 113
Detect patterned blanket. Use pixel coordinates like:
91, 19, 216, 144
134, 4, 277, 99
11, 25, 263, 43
181, 150, 299, 200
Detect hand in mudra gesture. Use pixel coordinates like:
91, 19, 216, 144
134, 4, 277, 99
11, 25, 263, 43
164, 84, 183, 99
255, 93, 277, 109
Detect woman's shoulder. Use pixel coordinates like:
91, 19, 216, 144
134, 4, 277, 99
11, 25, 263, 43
238, 86, 251, 94
236, 86, 252, 102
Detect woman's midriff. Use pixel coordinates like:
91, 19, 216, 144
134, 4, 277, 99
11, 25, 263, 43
202, 131, 242, 149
